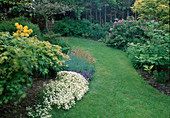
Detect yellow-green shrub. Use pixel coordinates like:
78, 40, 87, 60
131, 0, 169, 24
0, 32, 69, 104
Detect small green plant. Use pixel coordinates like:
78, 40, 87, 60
42, 31, 70, 54
153, 70, 168, 83
143, 65, 154, 74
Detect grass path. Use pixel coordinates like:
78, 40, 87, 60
51, 37, 170, 118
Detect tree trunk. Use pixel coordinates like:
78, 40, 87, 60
96, 9, 97, 21
45, 16, 49, 32
100, 10, 101, 25
77, 8, 79, 20
90, 8, 92, 23
135, 12, 137, 19
122, 10, 124, 19
121, 9, 123, 18
86, 10, 87, 20
127, 8, 129, 17
110, 13, 112, 22
114, 9, 117, 19
104, 5, 106, 24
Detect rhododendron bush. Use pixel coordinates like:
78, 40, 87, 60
27, 71, 89, 117
106, 16, 148, 50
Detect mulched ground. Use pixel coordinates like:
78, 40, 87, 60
137, 70, 170, 96
0, 71, 169, 118
0, 78, 50, 118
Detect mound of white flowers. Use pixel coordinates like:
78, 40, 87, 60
27, 71, 89, 118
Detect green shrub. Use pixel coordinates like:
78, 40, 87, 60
53, 17, 110, 40
54, 38, 71, 54
153, 70, 169, 83
53, 18, 91, 37
0, 16, 41, 37
107, 17, 169, 83
160, 24, 169, 33
126, 30, 169, 75
42, 31, 70, 54
42, 31, 61, 40
106, 18, 147, 50
98, 23, 110, 41
131, 0, 169, 24
0, 32, 69, 104
53, 21, 70, 36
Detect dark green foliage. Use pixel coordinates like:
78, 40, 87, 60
107, 17, 169, 83
126, 30, 169, 69
106, 18, 147, 50
89, 23, 110, 40
126, 28, 169, 83
160, 24, 170, 33
0, 32, 68, 104
0, 16, 41, 37
42, 31, 70, 54
53, 18, 91, 37
54, 38, 71, 54
42, 31, 61, 40
153, 70, 169, 83
53, 17, 110, 40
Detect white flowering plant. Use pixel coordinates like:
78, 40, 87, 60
27, 71, 89, 118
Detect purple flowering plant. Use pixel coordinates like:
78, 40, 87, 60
65, 53, 95, 82
106, 16, 157, 50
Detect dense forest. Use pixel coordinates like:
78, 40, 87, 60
0, 0, 136, 25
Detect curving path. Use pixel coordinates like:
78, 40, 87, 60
51, 38, 170, 118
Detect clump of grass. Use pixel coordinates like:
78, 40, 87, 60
71, 48, 96, 65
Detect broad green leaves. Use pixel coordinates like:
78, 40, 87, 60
0, 31, 69, 104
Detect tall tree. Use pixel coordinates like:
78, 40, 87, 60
32, 0, 71, 32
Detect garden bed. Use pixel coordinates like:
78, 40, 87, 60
0, 78, 50, 118
137, 70, 170, 96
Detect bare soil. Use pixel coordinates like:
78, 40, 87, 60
0, 78, 50, 118
137, 70, 170, 96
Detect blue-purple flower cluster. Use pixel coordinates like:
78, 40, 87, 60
67, 69, 95, 82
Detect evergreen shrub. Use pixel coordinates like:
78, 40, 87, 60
53, 17, 110, 40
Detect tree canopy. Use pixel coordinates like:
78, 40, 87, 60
131, 0, 169, 24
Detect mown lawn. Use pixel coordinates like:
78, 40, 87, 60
50, 37, 170, 118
